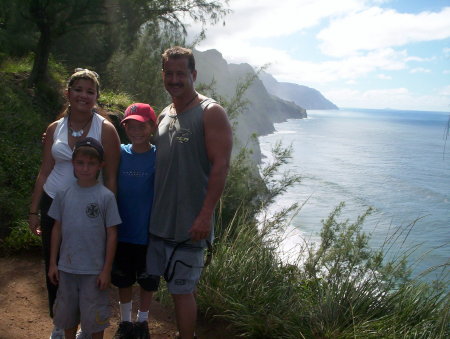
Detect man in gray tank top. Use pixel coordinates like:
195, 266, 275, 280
146, 46, 232, 339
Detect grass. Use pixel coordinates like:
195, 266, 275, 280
197, 203, 449, 338
195, 138, 449, 338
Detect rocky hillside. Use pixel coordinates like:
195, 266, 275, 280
259, 71, 338, 110
194, 49, 307, 159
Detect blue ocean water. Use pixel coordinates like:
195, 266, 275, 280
259, 108, 450, 280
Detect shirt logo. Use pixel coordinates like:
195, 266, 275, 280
86, 203, 100, 218
174, 279, 186, 285
175, 129, 192, 144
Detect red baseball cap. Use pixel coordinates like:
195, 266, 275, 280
121, 103, 156, 125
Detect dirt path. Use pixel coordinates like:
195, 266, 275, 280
0, 251, 232, 339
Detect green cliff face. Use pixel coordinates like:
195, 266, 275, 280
259, 71, 339, 110
194, 49, 307, 162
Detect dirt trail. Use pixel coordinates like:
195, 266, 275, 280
0, 251, 232, 339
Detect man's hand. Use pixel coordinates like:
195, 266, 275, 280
189, 212, 212, 241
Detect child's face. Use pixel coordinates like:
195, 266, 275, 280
72, 153, 103, 183
124, 119, 155, 146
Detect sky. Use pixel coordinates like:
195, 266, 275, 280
186, 0, 450, 112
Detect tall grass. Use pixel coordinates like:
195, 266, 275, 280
198, 146, 449, 339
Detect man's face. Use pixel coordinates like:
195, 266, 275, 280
162, 57, 197, 98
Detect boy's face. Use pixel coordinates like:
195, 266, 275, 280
72, 153, 103, 183
124, 119, 155, 146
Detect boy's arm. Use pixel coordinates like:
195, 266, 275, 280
97, 226, 117, 290
48, 220, 62, 285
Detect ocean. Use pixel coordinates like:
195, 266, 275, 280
258, 108, 450, 281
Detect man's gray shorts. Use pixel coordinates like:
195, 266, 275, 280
53, 271, 110, 334
146, 235, 204, 294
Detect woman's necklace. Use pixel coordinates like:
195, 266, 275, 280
171, 92, 198, 114
69, 113, 93, 138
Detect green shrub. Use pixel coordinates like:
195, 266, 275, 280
198, 144, 449, 338
200, 200, 449, 338
0, 70, 48, 238
0, 221, 41, 253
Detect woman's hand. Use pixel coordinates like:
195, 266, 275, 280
28, 214, 42, 236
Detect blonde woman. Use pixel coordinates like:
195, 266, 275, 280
28, 68, 120, 339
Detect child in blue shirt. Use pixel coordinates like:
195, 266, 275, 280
111, 103, 159, 339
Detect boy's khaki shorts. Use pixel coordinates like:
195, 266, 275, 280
53, 271, 110, 334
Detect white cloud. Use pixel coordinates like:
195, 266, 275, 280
410, 67, 431, 74
253, 47, 408, 84
377, 74, 392, 79
443, 70, 450, 75
318, 7, 450, 57
439, 85, 450, 96
188, 1, 450, 111
192, 2, 446, 86
405, 55, 435, 62
325, 87, 450, 111
194, 0, 368, 44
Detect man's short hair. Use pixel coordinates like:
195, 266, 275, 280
162, 46, 196, 72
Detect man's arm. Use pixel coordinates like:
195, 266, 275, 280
189, 103, 232, 241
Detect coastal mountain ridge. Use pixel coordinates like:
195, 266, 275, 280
193, 49, 337, 159
259, 71, 338, 110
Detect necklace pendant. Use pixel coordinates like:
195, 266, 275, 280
70, 128, 84, 137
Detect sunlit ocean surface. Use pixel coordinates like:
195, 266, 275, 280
259, 108, 450, 281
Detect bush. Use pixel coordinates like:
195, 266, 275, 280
0, 68, 48, 238
0, 221, 41, 254
198, 145, 449, 338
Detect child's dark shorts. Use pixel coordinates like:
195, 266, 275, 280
111, 242, 159, 291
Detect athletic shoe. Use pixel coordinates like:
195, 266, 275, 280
134, 321, 150, 339
75, 329, 92, 339
113, 321, 134, 339
49, 326, 64, 339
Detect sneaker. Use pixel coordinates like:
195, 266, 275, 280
76, 329, 92, 339
134, 321, 150, 339
49, 326, 64, 339
113, 321, 134, 339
